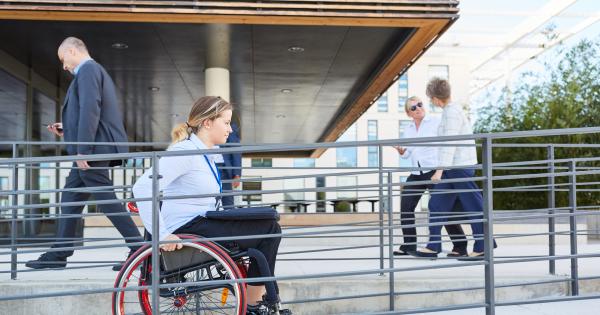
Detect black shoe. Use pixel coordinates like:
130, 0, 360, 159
393, 248, 415, 256
246, 303, 269, 315
112, 249, 137, 271
25, 253, 67, 269
410, 249, 439, 258
457, 252, 486, 261
447, 249, 468, 258
246, 302, 292, 315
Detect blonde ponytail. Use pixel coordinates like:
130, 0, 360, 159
170, 96, 233, 144
171, 122, 191, 144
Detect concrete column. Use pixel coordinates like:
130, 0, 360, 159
205, 24, 230, 101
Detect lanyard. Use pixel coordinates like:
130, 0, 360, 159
203, 155, 222, 210
203, 155, 222, 193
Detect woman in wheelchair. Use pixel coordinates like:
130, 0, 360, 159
114, 96, 288, 315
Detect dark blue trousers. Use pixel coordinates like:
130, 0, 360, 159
52, 162, 142, 258
220, 169, 235, 209
400, 171, 467, 253
427, 168, 485, 253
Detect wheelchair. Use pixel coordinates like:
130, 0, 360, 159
112, 203, 290, 315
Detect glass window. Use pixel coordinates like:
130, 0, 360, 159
242, 179, 262, 204
377, 93, 388, 112
251, 158, 272, 167
336, 124, 357, 168
367, 120, 378, 167
316, 176, 326, 212
0, 70, 26, 152
293, 158, 315, 168
336, 176, 357, 199
399, 120, 413, 167
399, 120, 412, 138
397, 74, 408, 112
0, 177, 8, 208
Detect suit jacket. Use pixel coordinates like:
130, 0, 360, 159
221, 123, 241, 180
61, 60, 129, 161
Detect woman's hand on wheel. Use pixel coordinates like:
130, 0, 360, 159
160, 234, 183, 252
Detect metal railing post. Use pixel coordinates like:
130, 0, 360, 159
151, 153, 161, 312
10, 143, 19, 280
482, 137, 496, 315
122, 160, 127, 200
386, 171, 395, 311
378, 145, 385, 275
547, 145, 556, 275
568, 160, 579, 296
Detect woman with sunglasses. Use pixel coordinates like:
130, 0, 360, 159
394, 96, 467, 258
415, 78, 496, 260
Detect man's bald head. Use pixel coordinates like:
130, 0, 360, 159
57, 37, 90, 74
58, 37, 88, 54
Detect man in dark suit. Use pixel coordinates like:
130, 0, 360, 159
26, 37, 142, 271
218, 122, 242, 208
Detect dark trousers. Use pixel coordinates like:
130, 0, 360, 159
219, 169, 235, 209
400, 171, 467, 253
175, 216, 281, 284
428, 168, 491, 253
52, 162, 142, 258
221, 181, 234, 208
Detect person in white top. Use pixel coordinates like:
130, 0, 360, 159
415, 78, 496, 259
132, 96, 282, 306
393, 96, 467, 258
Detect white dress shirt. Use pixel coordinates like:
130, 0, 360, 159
437, 103, 478, 167
132, 134, 221, 240
400, 115, 440, 175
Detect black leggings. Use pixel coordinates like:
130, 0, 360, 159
175, 216, 281, 284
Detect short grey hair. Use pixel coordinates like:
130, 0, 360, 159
58, 37, 88, 53
426, 77, 451, 101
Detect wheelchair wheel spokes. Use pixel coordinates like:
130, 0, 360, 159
178, 265, 240, 314
113, 243, 246, 315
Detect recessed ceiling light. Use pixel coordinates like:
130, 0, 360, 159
111, 42, 129, 49
280, 89, 292, 93
287, 46, 304, 53
276, 114, 286, 119
148, 86, 160, 92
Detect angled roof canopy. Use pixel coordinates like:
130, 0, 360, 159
0, 0, 458, 157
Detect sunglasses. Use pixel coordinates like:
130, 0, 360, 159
409, 102, 423, 112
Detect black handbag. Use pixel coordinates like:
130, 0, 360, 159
205, 206, 279, 221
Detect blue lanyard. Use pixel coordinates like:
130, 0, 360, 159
203, 155, 222, 193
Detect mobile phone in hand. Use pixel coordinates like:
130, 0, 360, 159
42, 123, 63, 132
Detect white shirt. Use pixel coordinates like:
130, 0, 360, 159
211, 145, 224, 164
437, 103, 478, 167
399, 115, 440, 175
132, 134, 221, 240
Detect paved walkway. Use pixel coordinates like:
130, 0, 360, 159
1, 226, 599, 314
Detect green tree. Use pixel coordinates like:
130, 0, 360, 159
474, 39, 600, 210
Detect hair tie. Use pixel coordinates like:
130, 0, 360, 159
185, 122, 192, 128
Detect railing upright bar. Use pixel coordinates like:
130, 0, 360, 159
568, 160, 579, 296
547, 145, 556, 275
151, 153, 161, 312
482, 137, 496, 315
122, 161, 127, 200
10, 143, 18, 280
378, 145, 385, 275
386, 171, 395, 311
